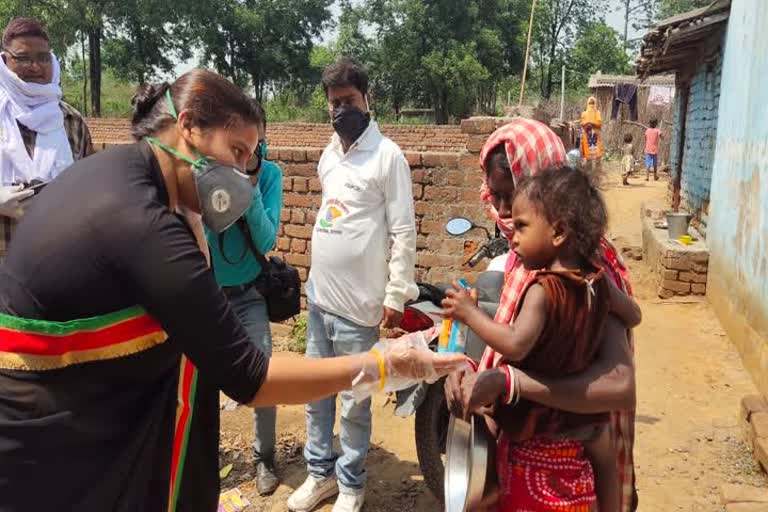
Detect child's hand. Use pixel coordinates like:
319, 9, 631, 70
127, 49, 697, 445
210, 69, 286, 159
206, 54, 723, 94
441, 280, 479, 323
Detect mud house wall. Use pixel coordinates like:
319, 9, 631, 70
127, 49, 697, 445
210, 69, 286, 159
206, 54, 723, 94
707, 0, 768, 398
668, 34, 725, 236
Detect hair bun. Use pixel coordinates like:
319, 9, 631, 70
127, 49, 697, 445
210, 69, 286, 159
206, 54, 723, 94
131, 82, 170, 124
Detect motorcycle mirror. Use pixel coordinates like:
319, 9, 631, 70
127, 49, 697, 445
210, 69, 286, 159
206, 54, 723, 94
445, 217, 474, 236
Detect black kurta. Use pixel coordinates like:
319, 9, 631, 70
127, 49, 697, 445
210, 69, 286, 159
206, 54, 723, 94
0, 142, 268, 512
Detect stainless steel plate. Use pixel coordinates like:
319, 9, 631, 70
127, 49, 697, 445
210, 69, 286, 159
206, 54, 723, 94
445, 415, 492, 512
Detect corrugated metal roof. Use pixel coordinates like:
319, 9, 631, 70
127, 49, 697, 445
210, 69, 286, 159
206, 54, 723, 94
588, 73, 675, 89
637, 0, 731, 77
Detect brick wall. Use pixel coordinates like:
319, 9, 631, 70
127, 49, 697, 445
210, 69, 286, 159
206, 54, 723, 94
669, 36, 724, 236
266, 117, 514, 305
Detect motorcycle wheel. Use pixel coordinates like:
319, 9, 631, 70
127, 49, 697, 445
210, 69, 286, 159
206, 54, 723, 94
414, 377, 450, 503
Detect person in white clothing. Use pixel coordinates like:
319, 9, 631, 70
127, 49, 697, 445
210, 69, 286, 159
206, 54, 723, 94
0, 17, 92, 260
287, 58, 418, 512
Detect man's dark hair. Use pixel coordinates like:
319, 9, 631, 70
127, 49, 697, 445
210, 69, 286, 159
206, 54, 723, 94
624, 133, 633, 144
322, 57, 369, 97
649, 118, 658, 128
515, 166, 608, 262
2, 17, 49, 49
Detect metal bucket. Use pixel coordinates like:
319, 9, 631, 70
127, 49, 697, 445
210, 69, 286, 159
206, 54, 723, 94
445, 415, 494, 512
666, 212, 691, 240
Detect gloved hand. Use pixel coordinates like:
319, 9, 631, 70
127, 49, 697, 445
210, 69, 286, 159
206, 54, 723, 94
0, 185, 34, 219
352, 326, 467, 401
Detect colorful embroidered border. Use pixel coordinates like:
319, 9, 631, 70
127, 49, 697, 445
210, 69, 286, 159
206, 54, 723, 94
168, 356, 198, 512
0, 306, 168, 370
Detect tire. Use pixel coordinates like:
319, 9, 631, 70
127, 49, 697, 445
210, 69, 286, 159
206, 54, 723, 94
414, 378, 450, 503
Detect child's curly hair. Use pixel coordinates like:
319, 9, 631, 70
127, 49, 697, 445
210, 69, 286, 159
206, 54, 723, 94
515, 166, 608, 262
624, 133, 633, 144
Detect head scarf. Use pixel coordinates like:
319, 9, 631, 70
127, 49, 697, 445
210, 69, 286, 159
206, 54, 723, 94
581, 96, 601, 127
478, 118, 567, 243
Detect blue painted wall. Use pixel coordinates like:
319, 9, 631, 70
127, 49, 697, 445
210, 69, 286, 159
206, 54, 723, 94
669, 36, 724, 235
707, 0, 768, 396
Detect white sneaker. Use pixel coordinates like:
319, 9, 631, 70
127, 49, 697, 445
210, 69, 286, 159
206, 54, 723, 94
331, 492, 365, 512
287, 475, 338, 512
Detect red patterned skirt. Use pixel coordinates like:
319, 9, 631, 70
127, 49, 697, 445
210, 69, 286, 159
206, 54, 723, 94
496, 435, 597, 512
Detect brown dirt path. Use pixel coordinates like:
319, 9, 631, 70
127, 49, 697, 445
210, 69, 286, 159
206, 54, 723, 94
220, 167, 766, 512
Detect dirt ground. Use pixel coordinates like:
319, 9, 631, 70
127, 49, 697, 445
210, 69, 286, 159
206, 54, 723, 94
219, 165, 767, 511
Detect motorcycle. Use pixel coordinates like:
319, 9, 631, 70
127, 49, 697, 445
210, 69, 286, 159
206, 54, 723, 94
395, 217, 509, 502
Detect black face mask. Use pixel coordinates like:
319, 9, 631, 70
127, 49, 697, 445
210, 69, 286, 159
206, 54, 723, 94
332, 105, 371, 142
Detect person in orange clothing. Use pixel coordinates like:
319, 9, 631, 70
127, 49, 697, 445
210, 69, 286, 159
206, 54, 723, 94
580, 96, 603, 176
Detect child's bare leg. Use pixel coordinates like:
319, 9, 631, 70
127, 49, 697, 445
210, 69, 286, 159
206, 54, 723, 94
583, 425, 619, 512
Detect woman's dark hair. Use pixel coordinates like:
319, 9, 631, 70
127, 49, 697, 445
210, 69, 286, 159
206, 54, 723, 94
131, 69, 261, 140
624, 133, 633, 144
515, 166, 608, 262
3, 17, 49, 48
484, 144, 510, 175
321, 57, 369, 97
649, 118, 658, 128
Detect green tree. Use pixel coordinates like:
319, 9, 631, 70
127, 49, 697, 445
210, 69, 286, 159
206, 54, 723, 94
568, 22, 630, 87
656, 0, 711, 19
615, 0, 655, 49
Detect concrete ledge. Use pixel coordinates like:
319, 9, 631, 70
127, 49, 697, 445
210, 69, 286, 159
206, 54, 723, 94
641, 202, 710, 298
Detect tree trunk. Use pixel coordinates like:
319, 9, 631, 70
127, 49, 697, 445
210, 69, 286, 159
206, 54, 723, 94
623, 0, 630, 50
433, 86, 449, 125
81, 31, 88, 117
88, 28, 102, 117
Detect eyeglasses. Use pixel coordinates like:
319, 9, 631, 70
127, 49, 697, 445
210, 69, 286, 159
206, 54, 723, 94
3, 49, 53, 68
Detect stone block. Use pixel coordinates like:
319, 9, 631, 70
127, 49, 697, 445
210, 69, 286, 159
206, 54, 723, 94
692, 283, 707, 295
291, 148, 307, 162
459, 152, 480, 171
721, 483, 768, 503
661, 280, 691, 294
404, 151, 422, 168
306, 148, 323, 161
679, 271, 707, 283
664, 257, 691, 271
752, 412, 768, 440
742, 395, 768, 421
658, 288, 676, 299
466, 134, 488, 153
661, 269, 679, 280
460, 117, 497, 135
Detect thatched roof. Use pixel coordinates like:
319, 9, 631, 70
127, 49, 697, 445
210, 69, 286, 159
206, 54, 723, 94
588, 73, 675, 89
637, 0, 731, 78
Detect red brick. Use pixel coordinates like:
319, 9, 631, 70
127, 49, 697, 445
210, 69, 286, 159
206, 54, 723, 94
266, 147, 279, 161
414, 201, 429, 216
420, 220, 444, 235
463, 172, 484, 187
404, 151, 422, 168
285, 224, 313, 240
466, 134, 488, 153
461, 188, 481, 202
277, 237, 290, 251
459, 153, 480, 172
460, 117, 496, 135
286, 163, 317, 178
413, 184, 424, 200
277, 225, 284, 236
424, 186, 458, 202
282, 177, 293, 192
285, 252, 311, 267
664, 257, 691, 271
293, 178, 308, 193
284, 194, 315, 208
446, 171, 463, 186
417, 252, 455, 268
661, 269, 678, 280
291, 210, 306, 224
309, 178, 322, 192
291, 148, 307, 162
290, 238, 307, 252
298, 267, 308, 282
280, 209, 290, 223
306, 148, 323, 161
306, 211, 317, 225
416, 235, 428, 250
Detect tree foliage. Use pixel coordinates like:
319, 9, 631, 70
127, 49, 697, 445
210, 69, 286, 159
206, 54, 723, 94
568, 21, 631, 85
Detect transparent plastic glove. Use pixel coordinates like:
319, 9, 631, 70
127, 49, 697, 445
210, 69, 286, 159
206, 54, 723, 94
0, 185, 34, 219
352, 326, 466, 402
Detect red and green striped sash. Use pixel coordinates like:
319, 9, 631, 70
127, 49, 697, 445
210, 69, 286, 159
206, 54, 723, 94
0, 306, 167, 371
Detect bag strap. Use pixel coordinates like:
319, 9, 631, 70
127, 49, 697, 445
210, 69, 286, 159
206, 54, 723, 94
217, 230, 249, 266
235, 218, 272, 278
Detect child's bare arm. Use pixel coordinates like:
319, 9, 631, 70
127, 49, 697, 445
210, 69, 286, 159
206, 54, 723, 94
442, 283, 548, 362
583, 426, 620, 512
607, 278, 642, 328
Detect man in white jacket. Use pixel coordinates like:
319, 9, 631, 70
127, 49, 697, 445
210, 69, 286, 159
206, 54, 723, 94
0, 17, 92, 259
287, 58, 418, 512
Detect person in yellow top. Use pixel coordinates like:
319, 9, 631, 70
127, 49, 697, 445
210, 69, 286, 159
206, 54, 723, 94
580, 96, 603, 176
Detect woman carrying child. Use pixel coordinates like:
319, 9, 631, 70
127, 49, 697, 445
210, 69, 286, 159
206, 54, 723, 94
443, 119, 640, 512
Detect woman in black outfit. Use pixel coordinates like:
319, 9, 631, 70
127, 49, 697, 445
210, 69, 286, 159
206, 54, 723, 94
0, 69, 461, 512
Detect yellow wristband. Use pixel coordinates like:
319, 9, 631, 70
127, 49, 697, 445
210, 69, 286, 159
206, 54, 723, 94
370, 349, 386, 392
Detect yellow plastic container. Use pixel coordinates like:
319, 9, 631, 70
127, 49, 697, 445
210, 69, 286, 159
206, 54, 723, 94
678, 235, 693, 245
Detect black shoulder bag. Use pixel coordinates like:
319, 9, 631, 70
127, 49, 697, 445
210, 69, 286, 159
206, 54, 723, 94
222, 219, 301, 322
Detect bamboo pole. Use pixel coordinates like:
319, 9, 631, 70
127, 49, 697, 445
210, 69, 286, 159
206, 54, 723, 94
518, 0, 538, 107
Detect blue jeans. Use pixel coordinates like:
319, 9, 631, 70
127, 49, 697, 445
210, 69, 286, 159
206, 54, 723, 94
228, 287, 275, 462
304, 304, 379, 495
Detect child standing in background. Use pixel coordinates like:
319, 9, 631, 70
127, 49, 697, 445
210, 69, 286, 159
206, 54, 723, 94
621, 133, 634, 186
644, 119, 663, 181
